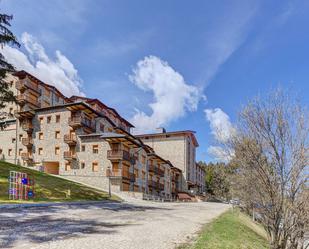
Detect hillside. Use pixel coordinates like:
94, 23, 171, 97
0, 161, 120, 203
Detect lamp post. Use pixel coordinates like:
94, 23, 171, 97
107, 166, 111, 198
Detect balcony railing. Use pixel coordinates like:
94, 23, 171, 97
107, 150, 130, 161
21, 137, 33, 147
63, 151, 76, 160
68, 116, 96, 130
16, 94, 40, 107
16, 79, 38, 92
64, 134, 77, 145
106, 169, 122, 177
21, 121, 33, 133
21, 152, 32, 161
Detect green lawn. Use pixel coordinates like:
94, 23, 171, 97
184, 209, 269, 249
0, 161, 120, 203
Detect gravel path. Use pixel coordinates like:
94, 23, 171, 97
0, 200, 229, 249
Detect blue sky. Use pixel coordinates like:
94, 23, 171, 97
2, 0, 309, 162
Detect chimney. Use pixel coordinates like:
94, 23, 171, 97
156, 127, 166, 133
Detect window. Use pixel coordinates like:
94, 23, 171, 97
55, 146, 60, 155
39, 132, 43, 140
39, 117, 44, 125
12, 138, 16, 143
100, 124, 105, 132
9, 107, 13, 114
47, 116, 51, 123
92, 162, 99, 172
81, 162, 85, 169
92, 145, 98, 154
19, 134, 23, 141
56, 115, 60, 123
55, 131, 60, 139
65, 162, 71, 171
18, 149, 22, 156
81, 145, 85, 152
8, 149, 12, 156
38, 148, 43, 155
0, 149, 2, 154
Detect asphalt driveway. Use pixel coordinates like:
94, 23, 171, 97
0, 200, 229, 249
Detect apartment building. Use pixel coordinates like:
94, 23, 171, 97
0, 70, 183, 198
136, 129, 205, 194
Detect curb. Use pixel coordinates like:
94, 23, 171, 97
0, 200, 121, 210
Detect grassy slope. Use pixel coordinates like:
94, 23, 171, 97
0, 161, 120, 203
188, 209, 269, 249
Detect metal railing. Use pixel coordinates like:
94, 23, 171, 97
107, 150, 130, 161
64, 134, 77, 144
63, 151, 76, 160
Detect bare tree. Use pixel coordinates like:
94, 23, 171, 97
230, 89, 309, 249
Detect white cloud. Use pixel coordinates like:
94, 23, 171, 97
2, 32, 83, 97
205, 108, 234, 142
129, 55, 202, 134
205, 108, 235, 161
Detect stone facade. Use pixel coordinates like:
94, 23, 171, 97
0, 71, 187, 198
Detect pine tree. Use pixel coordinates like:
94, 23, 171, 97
0, 13, 20, 126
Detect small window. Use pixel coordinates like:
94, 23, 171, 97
56, 115, 60, 123
55, 131, 60, 139
92, 162, 99, 172
9, 107, 13, 114
47, 116, 51, 123
12, 138, 16, 143
92, 145, 98, 154
39, 132, 43, 140
19, 134, 23, 141
39, 117, 44, 125
18, 149, 22, 156
100, 124, 105, 132
55, 146, 60, 155
8, 149, 12, 156
0, 149, 2, 154
38, 148, 43, 155
81, 162, 85, 169
81, 145, 85, 152
65, 162, 71, 171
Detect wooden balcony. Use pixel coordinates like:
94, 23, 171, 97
63, 151, 76, 160
16, 79, 38, 92
68, 116, 96, 131
16, 94, 27, 105
21, 121, 33, 133
21, 152, 32, 161
107, 150, 130, 161
106, 169, 122, 177
64, 134, 77, 145
21, 137, 33, 147
16, 93, 40, 107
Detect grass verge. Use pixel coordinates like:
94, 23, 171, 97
0, 161, 120, 203
182, 209, 269, 249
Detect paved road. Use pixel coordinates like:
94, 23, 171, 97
0, 200, 229, 249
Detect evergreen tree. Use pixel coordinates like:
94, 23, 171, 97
0, 13, 20, 126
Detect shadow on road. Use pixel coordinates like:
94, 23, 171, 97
0, 201, 173, 248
